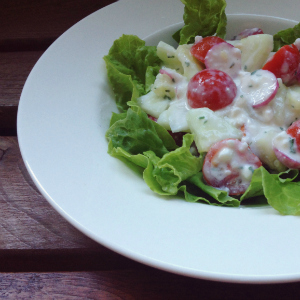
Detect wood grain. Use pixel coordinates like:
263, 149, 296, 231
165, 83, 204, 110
0, 0, 118, 51
0, 51, 43, 107
0, 136, 101, 250
1, 271, 300, 299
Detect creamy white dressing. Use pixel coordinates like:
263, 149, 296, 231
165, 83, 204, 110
138, 34, 300, 172
273, 131, 300, 160
206, 139, 260, 189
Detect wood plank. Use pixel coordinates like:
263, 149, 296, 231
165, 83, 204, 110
0, 0, 118, 51
0, 271, 300, 299
0, 51, 43, 107
0, 136, 101, 250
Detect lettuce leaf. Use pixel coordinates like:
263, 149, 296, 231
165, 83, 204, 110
273, 22, 300, 51
106, 106, 177, 158
261, 168, 300, 215
174, 0, 227, 44
241, 167, 300, 215
103, 35, 161, 112
143, 134, 202, 194
183, 173, 240, 206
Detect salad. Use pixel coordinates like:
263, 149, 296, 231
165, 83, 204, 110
104, 0, 300, 215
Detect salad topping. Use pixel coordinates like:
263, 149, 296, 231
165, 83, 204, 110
104, 0, 300, 215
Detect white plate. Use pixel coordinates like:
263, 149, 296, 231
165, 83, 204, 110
17, 0, 300, 283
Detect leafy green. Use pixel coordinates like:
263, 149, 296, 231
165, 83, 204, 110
106, 106, 177, 158
240, 167, 264, 202
241, 167, 300, 215
173, 0, 227, 44
143, 134, 202, 194
103, 34, 161, 112
183, 173, 240, 206
261, 168, 300, 215
273, 22, 300, 51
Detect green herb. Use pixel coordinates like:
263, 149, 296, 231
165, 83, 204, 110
185, 61, 190, 67
290, 138, 296, 154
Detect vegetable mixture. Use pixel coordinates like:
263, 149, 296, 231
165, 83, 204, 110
104, 0, 300, 215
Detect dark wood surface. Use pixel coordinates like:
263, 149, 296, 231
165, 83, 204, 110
1, 1, 300, 298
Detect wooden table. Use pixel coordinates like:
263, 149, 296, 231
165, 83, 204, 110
1, 1, 300, 298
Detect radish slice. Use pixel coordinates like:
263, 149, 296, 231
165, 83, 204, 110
273, 131, 300, 169
204, 42, 242, 78
273, 147, 300, 169
159, 67, 183, 83
233, 28, 264, 40
240, 69, 279, 108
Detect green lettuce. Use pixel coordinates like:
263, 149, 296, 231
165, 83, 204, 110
173, 0, 227, 44
273, 22, 300, 51
103, 34, 161, 112
241, 167, 300, 215
106, 107, 177, 158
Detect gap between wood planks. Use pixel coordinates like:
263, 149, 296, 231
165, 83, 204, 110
0, 248, 144, 272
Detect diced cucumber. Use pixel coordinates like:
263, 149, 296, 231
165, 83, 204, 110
152, 74, 175, 99
250, 129, 287, 172
157, 41, 183, 73
176, 44, 203, 80
137, 91, 170, 118
186, 107, 243, 152
229, 34, 273, 72
287, 85, 300, 112
157, 99, 190, 133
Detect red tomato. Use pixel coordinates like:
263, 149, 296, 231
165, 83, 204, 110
203, 139, 262, 196
287, 119, 300, 152
262, 44, 300, 86
187, 69, 237, 111
190, 36, 225, 63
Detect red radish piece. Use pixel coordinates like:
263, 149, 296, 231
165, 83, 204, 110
190, 36, 225, 63
187, 69, 237, 111
240, 69, 279, 108
159, 68, 183, 83
203, 139, 262, 195
204, 42, 242, 78
273, 122, 300, 169
233, 28, 264, 40
273, 147, 300, 169
262, 44, 300, 86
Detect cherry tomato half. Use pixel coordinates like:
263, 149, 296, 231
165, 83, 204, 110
262, 44, 300, 86
203, 139, 262, 195
287, 119, 300, 152
187, 69, 237, 111
190, 36, 225, 63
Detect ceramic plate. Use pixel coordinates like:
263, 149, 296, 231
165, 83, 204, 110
18, 0, 300, 283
